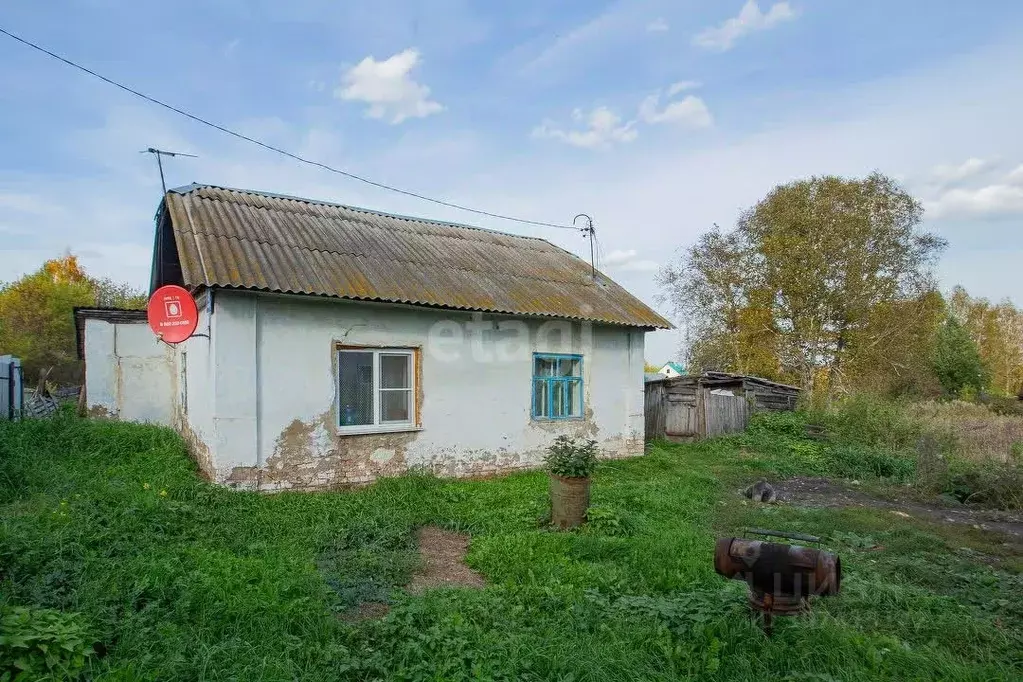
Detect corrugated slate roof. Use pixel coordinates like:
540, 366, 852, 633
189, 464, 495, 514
161, 185, 672, 328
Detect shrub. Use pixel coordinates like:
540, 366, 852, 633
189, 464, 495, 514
983, 395, 1023, 417
945, 461, 1023, 509
744, 410, 809, 440
584, 506, 637, 537
544, 436, 598, 478
820, 393, 921, 452
828, 443, 915, 481
0, 606, 94, 681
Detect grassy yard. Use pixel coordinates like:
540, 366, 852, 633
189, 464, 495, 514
1, 414, 1020, 681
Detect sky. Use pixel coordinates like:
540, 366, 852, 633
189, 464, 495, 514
1, 0, 1022, 364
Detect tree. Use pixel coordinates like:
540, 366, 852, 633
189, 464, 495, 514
644, 362, 660, 373
947, 286, 1023, 397
0, 254, 147, 383
932, 317, 989, 398
659, 173, 947, 400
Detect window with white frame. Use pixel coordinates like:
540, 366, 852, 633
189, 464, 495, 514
337, 348, 415, 431
532, 353, 583, 419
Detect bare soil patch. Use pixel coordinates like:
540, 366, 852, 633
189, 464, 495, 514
770, 477, 1023, 550
338, 601, 391, 623
406, 525, 485, 593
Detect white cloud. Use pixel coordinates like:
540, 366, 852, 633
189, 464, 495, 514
335, 49, 443, 124
693, 1, 797, 52
667, 81, 701, 96
920, 161, 1023, 219
925, 182, 1023, 220
639, 92, 713, 128
646, 18, 669, 33
535, 84, 712, 148
4, 30, 1022, 368
602, 249, 659, 272
929, 157, 991, 185
532, 107, 638, 149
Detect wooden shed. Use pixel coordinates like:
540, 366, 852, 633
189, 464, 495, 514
645, 372, 801, 441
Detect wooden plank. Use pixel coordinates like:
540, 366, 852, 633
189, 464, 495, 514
703, 392, 750, 437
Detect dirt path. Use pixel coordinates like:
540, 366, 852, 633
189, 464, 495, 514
407, 525, 485, 593
770, 477, 1023, 550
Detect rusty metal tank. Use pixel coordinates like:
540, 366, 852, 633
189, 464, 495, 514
714, 529, 841, 631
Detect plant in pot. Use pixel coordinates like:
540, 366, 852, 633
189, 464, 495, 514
545, 435, 598, 529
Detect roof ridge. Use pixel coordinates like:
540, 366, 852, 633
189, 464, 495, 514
168, 183, 557, 244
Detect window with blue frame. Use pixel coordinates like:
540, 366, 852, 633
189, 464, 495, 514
532, 353, 583, 419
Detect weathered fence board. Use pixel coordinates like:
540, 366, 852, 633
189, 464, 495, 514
703, 392, 750, 437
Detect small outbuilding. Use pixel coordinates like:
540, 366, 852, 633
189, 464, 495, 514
645, 372, 801, 441
78, 184, 672, 490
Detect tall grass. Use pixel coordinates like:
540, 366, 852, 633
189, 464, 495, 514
741, 394, 1023, 509
907, 400, 1023, 464
1, 414, 1020, 680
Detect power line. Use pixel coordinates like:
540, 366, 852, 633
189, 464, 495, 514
0, 26, 583, 232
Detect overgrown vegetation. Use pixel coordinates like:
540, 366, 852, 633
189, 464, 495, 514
740, 394, 1023, 510
1, 414, 1020, 680
544, 435, 599, 478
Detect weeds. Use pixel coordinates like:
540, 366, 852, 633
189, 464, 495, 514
743, 396, 1023, 510
0, 605, 95, 680
0, 415, 1020, 680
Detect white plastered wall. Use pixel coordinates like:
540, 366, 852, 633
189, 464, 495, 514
189, 290, 647, 489
83, 318, 174, 424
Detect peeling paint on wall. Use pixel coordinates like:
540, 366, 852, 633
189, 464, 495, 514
176, 408, 216, 481
110, 290, 648, 492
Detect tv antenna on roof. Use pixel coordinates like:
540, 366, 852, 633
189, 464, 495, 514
574, 214, 596, 281
141, 147, 198, 195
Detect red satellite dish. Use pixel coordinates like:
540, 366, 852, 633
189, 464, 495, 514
147, 285, 199, 343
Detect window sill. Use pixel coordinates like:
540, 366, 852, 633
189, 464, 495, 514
531, 417, 585, 422
336, 425, 423, 437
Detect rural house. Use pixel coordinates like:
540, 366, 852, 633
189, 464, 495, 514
78, 185, 671, 490
658, 361, 685, 378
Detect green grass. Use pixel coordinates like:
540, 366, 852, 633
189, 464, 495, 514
1, 414, 1020, 680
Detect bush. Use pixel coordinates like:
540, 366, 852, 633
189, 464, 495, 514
819, 394, 921, 452
945, 461, 1023, 509
544, 436, 598, 478
0, 606, 94, 680
584, 506, 637, 537
984, 395, 1023, 417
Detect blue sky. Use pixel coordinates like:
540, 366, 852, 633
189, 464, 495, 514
1, 1, 1022, 363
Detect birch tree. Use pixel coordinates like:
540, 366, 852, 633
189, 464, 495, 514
659, 173, 947, 399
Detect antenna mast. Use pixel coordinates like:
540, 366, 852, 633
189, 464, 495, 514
141, 147, 197, 195
574, 214, 596, 280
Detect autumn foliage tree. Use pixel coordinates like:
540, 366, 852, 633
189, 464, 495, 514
0, 254, 147, 383
659, 173, 947, 401
947, 287, 1023, 397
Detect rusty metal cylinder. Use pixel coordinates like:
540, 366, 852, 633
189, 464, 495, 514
549, 475, 590, 528
714, 537, 841, 599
